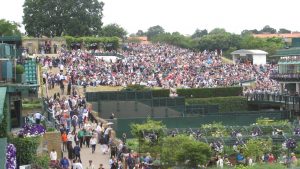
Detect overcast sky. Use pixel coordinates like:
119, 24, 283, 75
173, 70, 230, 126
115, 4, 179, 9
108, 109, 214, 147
1, 0, 299, 35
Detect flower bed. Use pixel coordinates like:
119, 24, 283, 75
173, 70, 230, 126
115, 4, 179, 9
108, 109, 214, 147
18, 124, 45, 137
6, 144, 16, 169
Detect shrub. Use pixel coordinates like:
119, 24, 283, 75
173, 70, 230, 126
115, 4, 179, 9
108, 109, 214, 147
186, 96, 248, 112
32, 154, 50, 169
8, 136, 41, 166
177, 87, 243, 98
123, 84, 148, 91
152, 89, 169, 97
15, 64, 25, 74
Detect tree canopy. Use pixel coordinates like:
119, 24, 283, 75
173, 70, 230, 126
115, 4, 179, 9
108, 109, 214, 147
0, 19, 21, 36
23, 0, 104, 37
100, 23, 127, 38
146, 25, 165, 40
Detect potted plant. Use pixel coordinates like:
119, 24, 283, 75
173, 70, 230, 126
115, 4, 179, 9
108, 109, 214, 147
15, 64, 25, 83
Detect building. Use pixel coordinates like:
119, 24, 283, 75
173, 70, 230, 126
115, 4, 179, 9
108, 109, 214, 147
253, 32, 300, 44
270, 38, 300, 94
231, 49, 268, 65
22, 37, 66, 55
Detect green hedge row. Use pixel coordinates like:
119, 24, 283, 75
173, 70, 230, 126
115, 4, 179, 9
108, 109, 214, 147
186, 96, 248, 112
177, 87, 242, 98
152, 89, 170, 97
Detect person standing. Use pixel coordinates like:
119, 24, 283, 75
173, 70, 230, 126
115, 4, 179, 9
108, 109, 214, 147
50, 149, 57, 166
90, 136, 97, 154
34, 112, 42, 124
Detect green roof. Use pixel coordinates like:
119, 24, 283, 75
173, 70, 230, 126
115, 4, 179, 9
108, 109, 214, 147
273, 47, 300, 57
0, 36, 21, 42
0, 87, 7, 122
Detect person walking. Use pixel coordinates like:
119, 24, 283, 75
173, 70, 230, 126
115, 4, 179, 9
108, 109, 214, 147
86, 160, 95, 169
61, 131, 68, 152
74, 144, 81, 161
90, 136, 97, 154
50, 149, 57, 166
78, 128, 84, 148
60, 156, 69, 169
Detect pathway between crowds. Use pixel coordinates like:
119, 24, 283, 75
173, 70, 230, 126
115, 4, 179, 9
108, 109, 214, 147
71, 143, 110, 169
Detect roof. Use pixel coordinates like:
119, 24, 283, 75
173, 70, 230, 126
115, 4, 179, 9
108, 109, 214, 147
231, 49, 268, 56
0, 87, 7, 122
273, 47, 300, 57
253, 33, 300, 38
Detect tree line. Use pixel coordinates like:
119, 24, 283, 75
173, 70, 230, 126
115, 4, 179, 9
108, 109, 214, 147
134, 25, 286, 57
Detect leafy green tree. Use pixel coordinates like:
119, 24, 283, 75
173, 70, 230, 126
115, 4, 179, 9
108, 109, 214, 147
136, 30, 145, 36
278, 28, 291, 34
151, 32, 196, 49
260, 25, 277, 34
191, 29, 208, 39
176, 141, 211, 167
130, 118, 166, 140
0, 19, 21, 36
161, 135, 193, 166
242, 138, 272, 162
209, 28, 227, 35
241, 29, 259, 36
100, 23, 127, 38
23, 0, 104, 37
146, 25, 165, 40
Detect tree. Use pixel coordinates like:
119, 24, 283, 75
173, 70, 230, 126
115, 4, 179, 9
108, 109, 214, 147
260, 25, 277, 34
0, 19, 21, 36
23, 0, 104, 37
146, 25, 165, 40
176, 141, 211, 167
100, 23, 127, 38
242, 138, 272, 162
136, 30, 145, 36
191, 29, 208, 39
278, 28, 291, 34
209, 28, 227, 35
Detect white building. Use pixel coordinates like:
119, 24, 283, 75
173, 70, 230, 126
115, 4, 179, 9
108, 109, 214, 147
231, 49, 268, 65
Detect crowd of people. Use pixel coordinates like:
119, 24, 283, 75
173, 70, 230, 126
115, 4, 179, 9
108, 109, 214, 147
38, 42, 285, 169
39, 43, 279, 93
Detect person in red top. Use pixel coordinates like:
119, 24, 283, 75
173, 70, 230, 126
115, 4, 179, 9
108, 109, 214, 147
268, 153, 275, 164
61, 131, 68, 152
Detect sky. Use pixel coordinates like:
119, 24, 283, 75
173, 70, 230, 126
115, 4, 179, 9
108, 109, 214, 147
1, 0, 300, 35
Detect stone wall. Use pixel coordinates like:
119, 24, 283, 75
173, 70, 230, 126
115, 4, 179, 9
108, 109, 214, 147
22, 37, 66, 55
38, 132, 62, 159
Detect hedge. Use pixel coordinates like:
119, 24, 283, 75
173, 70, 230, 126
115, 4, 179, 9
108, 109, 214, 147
8, 136, 41, 166
64, 36, 120, 49
186, 96, 248, 112
177, 87, 242, 98
152, 89, 169, 97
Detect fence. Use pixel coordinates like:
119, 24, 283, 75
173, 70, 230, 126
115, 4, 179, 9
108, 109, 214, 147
113, 110, 290, 138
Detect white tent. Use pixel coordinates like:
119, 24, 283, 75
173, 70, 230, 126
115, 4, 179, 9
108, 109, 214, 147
231, 49, 268, 65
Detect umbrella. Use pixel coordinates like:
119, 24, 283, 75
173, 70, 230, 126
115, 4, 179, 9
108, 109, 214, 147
107, 122, 114, 125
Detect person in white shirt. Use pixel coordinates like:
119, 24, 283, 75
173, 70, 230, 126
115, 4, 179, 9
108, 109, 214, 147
217, 155, 224, 168
90, 136, 97, 154
50, 149, 57, 165
34, 112, 43, 124
72, 159, 83, 169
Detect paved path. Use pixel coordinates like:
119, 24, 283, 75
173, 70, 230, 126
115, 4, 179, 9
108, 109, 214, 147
77, 143, 110, 169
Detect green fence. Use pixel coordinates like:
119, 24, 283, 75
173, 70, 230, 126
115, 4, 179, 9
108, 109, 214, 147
113, 110, 290, 138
